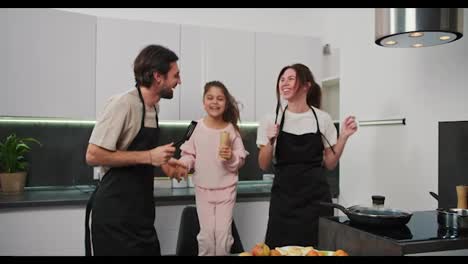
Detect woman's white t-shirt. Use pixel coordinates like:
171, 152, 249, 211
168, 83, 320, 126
256, 106, 337, 152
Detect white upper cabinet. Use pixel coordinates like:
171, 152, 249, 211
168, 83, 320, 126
2, 9, 323, 122
203, 28, 256, 122
179, 25, 205, 121
179, 26, 256, 122
0, 9, 6, 93
2, 8, 96, 119
96, 18, 180, 120
255, 32, 323, 121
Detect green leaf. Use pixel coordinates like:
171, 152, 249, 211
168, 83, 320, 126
17, 162, 27, 171
22, 138, 42, 147
0, 134, 41, 173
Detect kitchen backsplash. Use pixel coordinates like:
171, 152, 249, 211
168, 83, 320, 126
0, 117, 339, 195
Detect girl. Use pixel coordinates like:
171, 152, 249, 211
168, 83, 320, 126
178, 80, 248, 256
257, 63, 357, 247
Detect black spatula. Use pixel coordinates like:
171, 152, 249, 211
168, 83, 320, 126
174, 121, 198, 148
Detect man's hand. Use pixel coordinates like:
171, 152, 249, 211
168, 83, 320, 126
149, 143, 176, 166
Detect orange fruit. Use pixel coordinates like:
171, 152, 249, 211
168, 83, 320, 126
334, 249, 349, 256
251, 242, 270, 256
269, 249, 282, 256
306, 250, 320, 256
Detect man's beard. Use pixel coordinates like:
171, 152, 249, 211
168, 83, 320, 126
160, 85, 174, 99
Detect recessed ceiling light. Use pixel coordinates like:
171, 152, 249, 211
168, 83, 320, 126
409, 32, 424, 37
440, 36, 451, 41
412, 43, 424, 48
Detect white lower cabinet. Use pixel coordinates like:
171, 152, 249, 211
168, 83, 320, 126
0, 201, 270, 256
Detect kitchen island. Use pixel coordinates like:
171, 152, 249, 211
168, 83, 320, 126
0, 180, 274, 255
318, 210, 468, 256
0, 179, 342, 255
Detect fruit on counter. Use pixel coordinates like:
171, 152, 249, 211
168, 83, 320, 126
269, 249, 282, 256
243, 243, 344, 256
333, 249, 349, 256
251, 242, 270, 256
305, 249, 320, 256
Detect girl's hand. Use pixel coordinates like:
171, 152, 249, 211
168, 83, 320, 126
219, 145, 233, 161
174, 165, 189, 182
164, 158, 188, 182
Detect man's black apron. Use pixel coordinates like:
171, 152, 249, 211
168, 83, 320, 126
85, 87, 160, 256
265, 105, 333, 248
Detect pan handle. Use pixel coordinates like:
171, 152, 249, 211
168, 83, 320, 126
316, 201, 350, 215
429, 191, 439, 201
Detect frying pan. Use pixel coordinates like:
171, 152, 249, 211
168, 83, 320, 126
429, 191, 468, 230
318, 201, 413, 227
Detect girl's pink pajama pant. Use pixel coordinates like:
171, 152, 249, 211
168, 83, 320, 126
195, 184, 237, 256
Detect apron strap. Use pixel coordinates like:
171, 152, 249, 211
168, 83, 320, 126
309, 106, 336, 155
85, 186, 99, 256
136, 86, 159, 128
309, 105, 320, 133
278, 105, 288, 132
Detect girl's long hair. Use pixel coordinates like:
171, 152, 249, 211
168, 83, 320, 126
204, 81, 241, 133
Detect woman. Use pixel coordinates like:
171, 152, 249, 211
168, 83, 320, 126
256, 63, 357, 248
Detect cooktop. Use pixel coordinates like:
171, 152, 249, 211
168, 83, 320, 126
329, 210, 468, 242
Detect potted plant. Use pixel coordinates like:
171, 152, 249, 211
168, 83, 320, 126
0, 133, 41, 194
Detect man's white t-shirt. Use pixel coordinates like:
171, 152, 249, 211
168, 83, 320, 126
256, 106, 337, 152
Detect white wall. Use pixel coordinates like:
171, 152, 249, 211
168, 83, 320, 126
313, 9, 468, 213
56, 8, 468, 213
322, 47, 340, 80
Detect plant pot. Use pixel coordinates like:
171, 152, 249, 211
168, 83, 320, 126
0, 172, 27, 194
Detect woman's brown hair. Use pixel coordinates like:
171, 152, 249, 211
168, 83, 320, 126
275, 63, 322, 111
204, 81, 241, 133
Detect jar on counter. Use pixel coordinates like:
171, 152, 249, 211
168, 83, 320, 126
372, 195, 385, 209
187, 174, 194, 188
172, 177, 188, 189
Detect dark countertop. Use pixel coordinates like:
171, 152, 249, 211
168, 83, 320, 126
318, 210, 468, 255
0, 181, 274, 209
0, 180, 339, 210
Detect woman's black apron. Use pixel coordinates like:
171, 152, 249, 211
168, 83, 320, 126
85, 88, 161, 256
265, 105, 333, 248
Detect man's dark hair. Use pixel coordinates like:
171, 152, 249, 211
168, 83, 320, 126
133, 44, 179, 88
